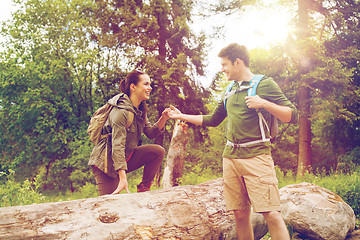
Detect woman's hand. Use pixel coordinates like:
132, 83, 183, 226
155, 107, 172, 130
161, 107, 172, 121
111, 170, 130, 195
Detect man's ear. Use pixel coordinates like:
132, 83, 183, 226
234, 58, 244, 66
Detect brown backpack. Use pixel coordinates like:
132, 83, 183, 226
87, 103, 134, 173
87, 103, 114, 145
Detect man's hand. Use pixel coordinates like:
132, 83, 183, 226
245, 95, 266, 109
167, 105, 203, 126
245, 95, 293, 122
168, 105, 183, 119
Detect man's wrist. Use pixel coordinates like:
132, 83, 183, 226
261, 98, 270, 109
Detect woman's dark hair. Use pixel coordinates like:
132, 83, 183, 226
120, 69, 145, 95
218, 43, 250, 67
119, 69, 148, 118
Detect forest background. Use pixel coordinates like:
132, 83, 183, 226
0, 0, 359, 224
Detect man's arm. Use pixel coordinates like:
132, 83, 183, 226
169, 105, 203, 125
245, 95, 292, 123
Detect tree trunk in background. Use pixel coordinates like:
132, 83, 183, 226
162, 120, 189, 188
297, 0, 312, 178
153, 0, 168, 186
154, 132, 164, 186
0, 179, 268, 240
297, 85, 312, 177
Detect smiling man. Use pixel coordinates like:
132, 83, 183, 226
168, 43, 298, 240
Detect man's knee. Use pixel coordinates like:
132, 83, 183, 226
262, 211, 284, 225
233, 209, 251, 221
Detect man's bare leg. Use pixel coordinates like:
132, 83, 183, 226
233, 209, 254, 240
262, 211, 290, 240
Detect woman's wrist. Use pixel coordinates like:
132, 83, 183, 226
118, 169, 126, 179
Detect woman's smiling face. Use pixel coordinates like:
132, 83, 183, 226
133, 74, 152, 101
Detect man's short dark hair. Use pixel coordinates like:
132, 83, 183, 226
218, 43, 250, 67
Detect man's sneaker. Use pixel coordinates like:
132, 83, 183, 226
137, 182, 151, 192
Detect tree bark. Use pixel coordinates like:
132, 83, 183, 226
297, 85, 312, 177
0, 179, 268, 240
297, 0, 312, 177
153, 0, 168, 186
162, 120, 189, 188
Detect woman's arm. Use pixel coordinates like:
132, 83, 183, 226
111, 169, 130, 194
154, 107, 172, 130
109, 109, 131, 194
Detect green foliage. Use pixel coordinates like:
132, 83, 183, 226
0, 0, 103, 180
76, 182, 98, 199
0, 0, 209, 193
184, 121, 226, 174
34, 132, 94, 193
336, 147, 360, 174
41, 182, 98, 203
0, 170, 45, 207
179, 165, 220, 186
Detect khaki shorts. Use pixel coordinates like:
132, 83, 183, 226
223, 154, 281, 212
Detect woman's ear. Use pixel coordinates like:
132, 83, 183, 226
129, 83, 136, 92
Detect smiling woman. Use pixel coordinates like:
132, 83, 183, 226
88, 69, 172, 196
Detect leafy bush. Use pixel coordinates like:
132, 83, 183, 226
337, 146, 360, 174
0, 170, 45, 207
312, 170, 360, 218
33, 134, 94, 193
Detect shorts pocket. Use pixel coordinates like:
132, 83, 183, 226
259, 174, 280, 203
259, 174, 278, 186
269, 184, 280, 203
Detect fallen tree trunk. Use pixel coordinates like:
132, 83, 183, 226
0, 178, 268, 240
161, 120, 189, 188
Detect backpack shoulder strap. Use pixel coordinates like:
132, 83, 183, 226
223, 80, 236, 109
247, 75, 265, 96
248, 75, 269, 142
223, 75, 265, 110
225, 80, 236, 97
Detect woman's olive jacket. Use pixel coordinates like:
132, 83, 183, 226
88, 93, 163, 178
